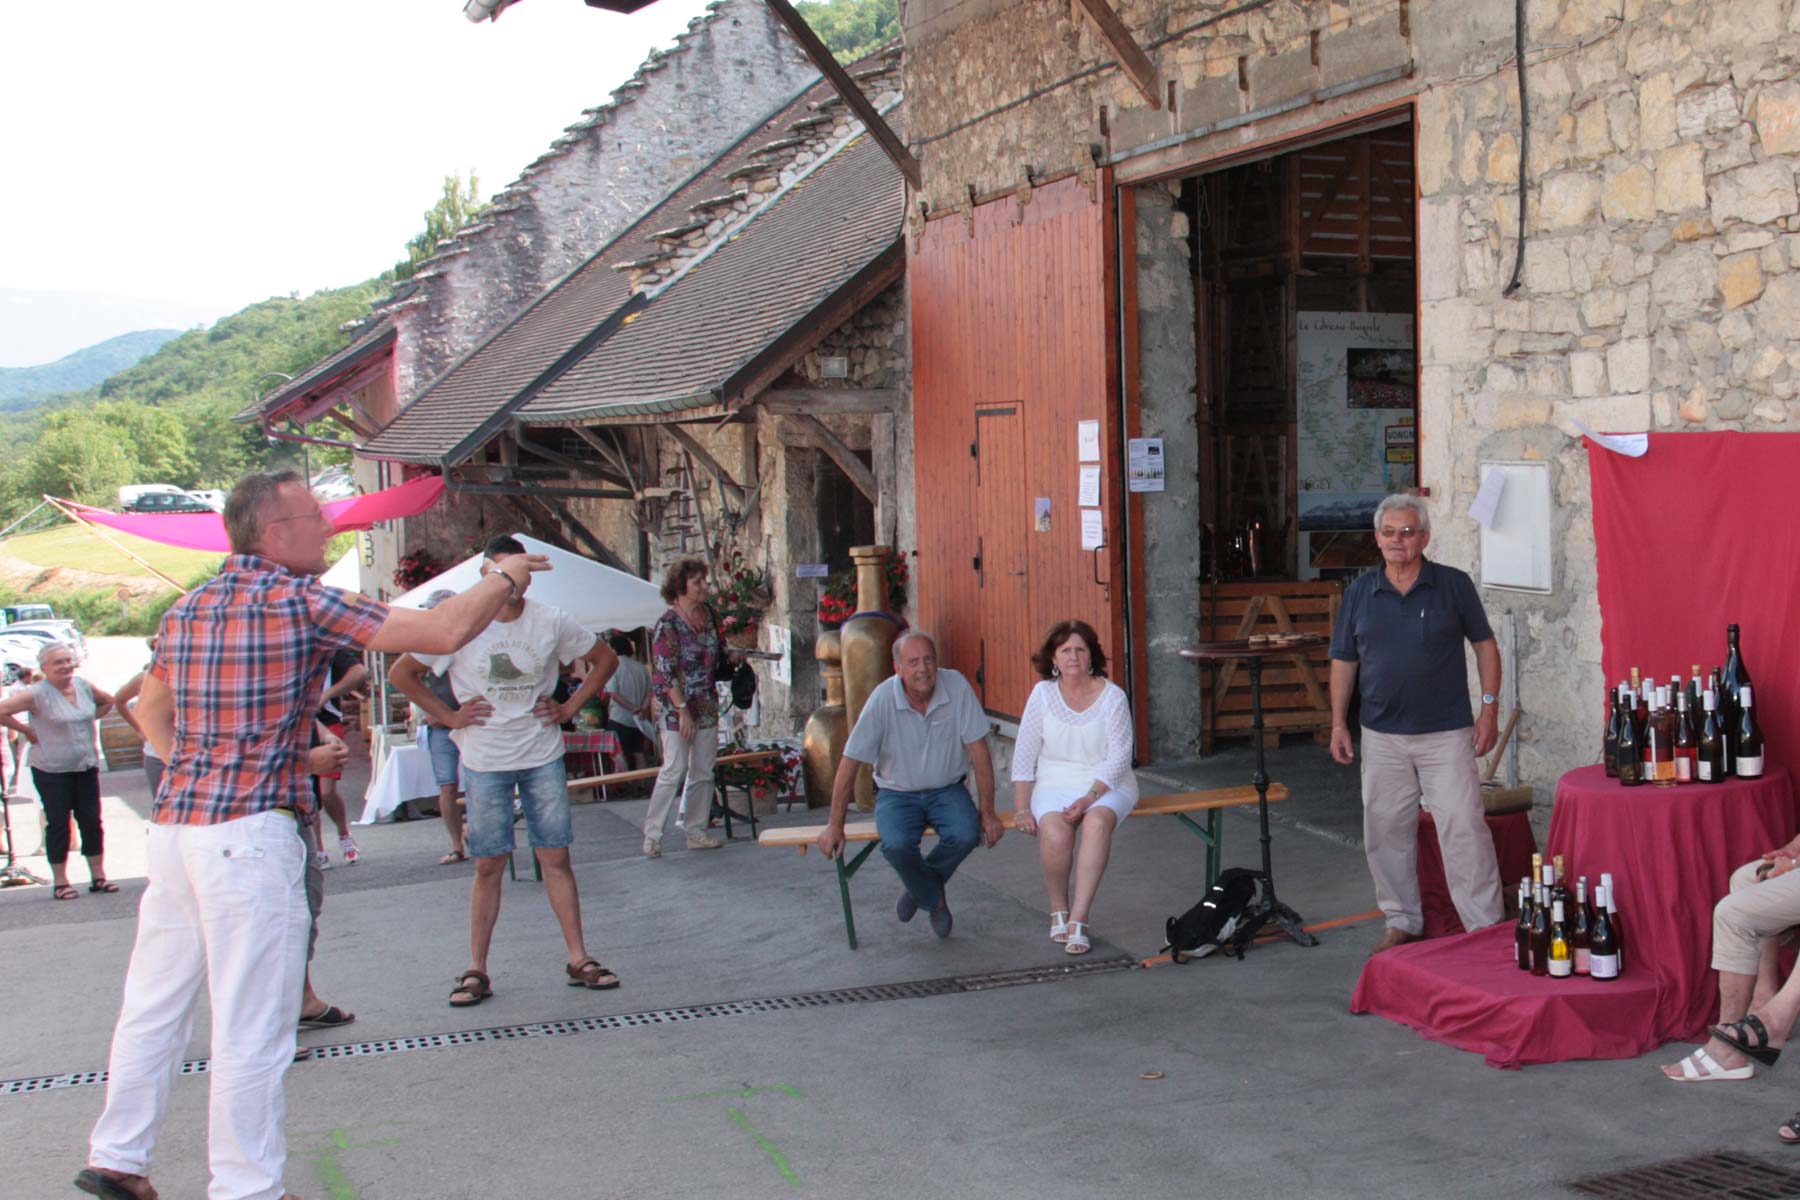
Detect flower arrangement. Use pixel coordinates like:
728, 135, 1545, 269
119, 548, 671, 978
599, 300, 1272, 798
393, 549, 447, 591
719, 737, 803, 802
709, 545, 773, 646
817, 553, 909, 628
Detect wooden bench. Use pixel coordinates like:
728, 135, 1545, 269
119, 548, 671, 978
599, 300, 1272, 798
563, 748, 787, 841
757, 783, 1290, 949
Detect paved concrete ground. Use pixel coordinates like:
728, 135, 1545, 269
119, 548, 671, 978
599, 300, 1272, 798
2, 668, 1792, 1198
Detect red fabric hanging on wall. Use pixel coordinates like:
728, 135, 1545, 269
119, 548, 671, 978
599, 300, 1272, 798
1587, 432, 1800, 787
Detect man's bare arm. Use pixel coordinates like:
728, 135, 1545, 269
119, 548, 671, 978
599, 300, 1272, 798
364, 554, 549, 655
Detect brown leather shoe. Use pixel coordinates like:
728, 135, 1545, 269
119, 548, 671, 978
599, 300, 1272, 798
1370, 927, 1422, 955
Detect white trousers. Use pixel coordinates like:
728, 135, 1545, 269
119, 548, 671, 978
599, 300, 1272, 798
642, 727, 718, 842
1359, 726, 1504, 935
89, 810, 310, 1200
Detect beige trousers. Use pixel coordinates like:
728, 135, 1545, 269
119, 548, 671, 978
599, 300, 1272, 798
1711, 859, 1800, 975
1359, 726, 1504, 935
642, 726, 719, 843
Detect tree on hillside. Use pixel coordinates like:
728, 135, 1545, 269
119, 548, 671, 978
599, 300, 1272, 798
394, 172, 487, 281
796, 0, 897, 63
19, 411, 138, 505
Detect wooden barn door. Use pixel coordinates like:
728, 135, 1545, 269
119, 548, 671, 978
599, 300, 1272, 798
911, 172, 1122, 722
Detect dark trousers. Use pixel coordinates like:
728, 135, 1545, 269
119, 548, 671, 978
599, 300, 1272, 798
34, 766, 102, 864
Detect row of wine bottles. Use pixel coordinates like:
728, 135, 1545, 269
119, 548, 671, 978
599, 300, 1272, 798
1601, 624, 1763, 786
1513, 854, 1625, 980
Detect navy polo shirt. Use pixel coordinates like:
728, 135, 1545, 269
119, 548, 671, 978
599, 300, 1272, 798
1329, 559, 1495, 735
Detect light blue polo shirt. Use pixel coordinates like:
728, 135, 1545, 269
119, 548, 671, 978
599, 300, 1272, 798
842, 669, 990, 792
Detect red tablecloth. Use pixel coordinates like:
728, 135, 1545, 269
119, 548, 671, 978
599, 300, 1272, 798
1418, 809, 1537, 939
563, 728, 622, 777
1354, 764, 1795, 1068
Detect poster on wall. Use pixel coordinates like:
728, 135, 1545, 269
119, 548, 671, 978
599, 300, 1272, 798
1296, 311, 1416, 534
1127, 437, 1165, 492
767, 623, 791, 685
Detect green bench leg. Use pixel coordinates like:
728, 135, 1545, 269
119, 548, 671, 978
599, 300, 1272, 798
1169, 809, 1223, 889
835, 841, 880, 950
505, 848, 544, 883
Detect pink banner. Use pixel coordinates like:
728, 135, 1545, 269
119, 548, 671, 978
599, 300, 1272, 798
58, 474, 446, 554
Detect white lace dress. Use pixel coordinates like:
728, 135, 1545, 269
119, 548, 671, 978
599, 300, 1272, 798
1010, 679, 1138, 821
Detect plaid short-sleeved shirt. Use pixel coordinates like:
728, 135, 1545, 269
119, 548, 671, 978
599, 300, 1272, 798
149, 554, 388, 826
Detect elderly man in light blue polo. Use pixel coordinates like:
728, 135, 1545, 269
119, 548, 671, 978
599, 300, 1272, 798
818, 631, 1004, 939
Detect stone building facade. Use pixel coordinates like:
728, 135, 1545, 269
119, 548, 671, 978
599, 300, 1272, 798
898, 0, 1800, 799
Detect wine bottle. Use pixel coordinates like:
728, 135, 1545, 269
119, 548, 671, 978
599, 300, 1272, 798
1514, 878, 1533, 971
1589, 884, 1620, 980
1688, 665, 1703, 721
1571, 877, 1593, 974
1699, 691, 1727, 782
1548, 900, 1573, 977
1648, 688, 1677, 786
1723, 625, 1751, 770
1737, 684, 1765, 778
1674, 688, 1698, 784
1529, 882, 1551, 977
1601, 871, 1625, 972
1603, 685, 1623, 777
1617, 689, 1643, 787
1550, 856, 1570, 917
1638, 676, 1654, 730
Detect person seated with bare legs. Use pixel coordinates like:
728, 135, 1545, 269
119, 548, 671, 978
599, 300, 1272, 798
1009, 620, 1136, 955
1661, 835, 1800, 1083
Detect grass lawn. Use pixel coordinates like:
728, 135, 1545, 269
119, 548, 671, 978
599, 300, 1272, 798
0, 523, 223, 582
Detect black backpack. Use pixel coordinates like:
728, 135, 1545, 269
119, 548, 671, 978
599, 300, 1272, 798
1164, 868, 1261, 962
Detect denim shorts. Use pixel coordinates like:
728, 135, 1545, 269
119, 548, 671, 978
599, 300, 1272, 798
425, 726, 461, 788
463, 758, 572, 858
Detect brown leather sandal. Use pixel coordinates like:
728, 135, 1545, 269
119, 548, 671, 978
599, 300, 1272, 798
565, 957, 620, 990
448, 969, 492, 1007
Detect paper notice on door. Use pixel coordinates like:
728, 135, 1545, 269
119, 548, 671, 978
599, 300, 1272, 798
1078, 466, 1101, 507
1469, 467, 1506, 529
1571, 419, 1648, 457
1077, 420, 1101, 462
1079, 508, 1104, 550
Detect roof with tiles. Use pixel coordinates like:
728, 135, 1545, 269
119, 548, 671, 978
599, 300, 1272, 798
360, 50, 903, 464
235, 318, 395, 424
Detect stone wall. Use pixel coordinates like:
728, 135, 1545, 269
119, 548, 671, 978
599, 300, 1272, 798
904, 0, 1800, 797
377, 0, 817, 401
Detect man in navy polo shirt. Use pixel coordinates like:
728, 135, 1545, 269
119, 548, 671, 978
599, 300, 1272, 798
1329, 494, 1504, 954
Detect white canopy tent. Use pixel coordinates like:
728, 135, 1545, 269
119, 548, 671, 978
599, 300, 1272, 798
319, 548, 360, 591
389, 532, 665, 632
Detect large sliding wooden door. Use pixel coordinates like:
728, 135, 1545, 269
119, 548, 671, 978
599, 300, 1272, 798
911, 173, 1123, 721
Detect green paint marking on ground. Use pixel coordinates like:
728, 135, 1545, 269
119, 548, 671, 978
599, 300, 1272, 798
294, 1126, 404, 1200
726, 1105, 801, 1188
668, 1083, 803, 1102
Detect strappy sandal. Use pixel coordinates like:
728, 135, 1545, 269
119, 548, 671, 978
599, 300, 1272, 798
1666, 1047, 1754, 1082
1780, 1112, 1800, 1145
1049, 911, 1070, 943
1711, 1015, 1783, 1066
53, 884, 79, 901
437, 850, 468, 865
89, 878, 119, 894
448, 969, 492, 1007
566, 957, 621, 990
1065, 921, 1091, 955
298, 1004, 356, 1029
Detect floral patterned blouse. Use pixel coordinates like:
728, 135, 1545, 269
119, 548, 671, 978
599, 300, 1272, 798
651, 604, 727, 731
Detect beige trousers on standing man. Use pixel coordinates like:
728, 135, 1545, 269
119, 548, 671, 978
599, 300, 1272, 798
1360, 726, 1504, 935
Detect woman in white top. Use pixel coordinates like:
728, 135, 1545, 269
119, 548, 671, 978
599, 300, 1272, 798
1010, 620, 1137, 954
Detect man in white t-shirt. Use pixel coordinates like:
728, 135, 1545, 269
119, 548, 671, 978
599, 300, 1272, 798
390, 536, 622, 1004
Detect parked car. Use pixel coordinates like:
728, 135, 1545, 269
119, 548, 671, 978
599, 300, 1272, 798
311, 466, 358, 502
0, 604, 56, 624
186, 489, 226, 512
0, 633, 50, 674
118, 483, 185, 507
4, 619, 85, 659
124, 492, 215, 514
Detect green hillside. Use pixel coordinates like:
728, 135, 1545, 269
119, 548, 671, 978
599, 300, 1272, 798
0, 329, 182, 411
0, 278, 388, 521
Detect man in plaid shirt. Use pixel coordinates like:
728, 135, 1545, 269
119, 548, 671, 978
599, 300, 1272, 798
79, 471, 545, 1200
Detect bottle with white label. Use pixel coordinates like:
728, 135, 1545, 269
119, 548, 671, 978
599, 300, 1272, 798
1589, 884, 1620, 980
1699, 690, 1726, 782
1548, 900, 1573, 978
1737, 685, 1765, 779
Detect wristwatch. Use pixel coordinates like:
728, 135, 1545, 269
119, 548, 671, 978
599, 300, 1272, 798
1481, 693, 1498, 706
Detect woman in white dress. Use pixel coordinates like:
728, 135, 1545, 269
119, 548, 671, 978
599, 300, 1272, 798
1010, 620, 1136, 954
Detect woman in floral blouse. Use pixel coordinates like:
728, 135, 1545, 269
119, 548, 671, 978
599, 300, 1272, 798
641, 557, 729, 857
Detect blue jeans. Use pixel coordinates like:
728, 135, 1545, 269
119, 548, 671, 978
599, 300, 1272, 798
463, 759, 572, 858
874, 781, 980, 911
425, 726, 461, 787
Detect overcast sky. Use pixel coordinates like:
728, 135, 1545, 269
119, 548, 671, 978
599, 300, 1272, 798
1, 0, 713, 364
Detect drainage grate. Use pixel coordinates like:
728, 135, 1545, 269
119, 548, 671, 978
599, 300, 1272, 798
1567, 1152, 1800, 1198
0, 955, 1133, 1097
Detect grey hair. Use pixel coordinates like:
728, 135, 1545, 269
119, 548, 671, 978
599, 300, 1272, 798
892, 629, 938, 664
224, 470, 305, 554
37, 641, 73, 667
423, 589, 457, 609
1373, 493, 1430, 534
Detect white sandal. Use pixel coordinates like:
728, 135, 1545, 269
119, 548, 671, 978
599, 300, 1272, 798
1065, 921, 1091, 955
1666, 1047, 1754, 1083
1049, 911, 1070, 943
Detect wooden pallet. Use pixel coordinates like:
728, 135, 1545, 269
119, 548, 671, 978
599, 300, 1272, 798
1201, 580, 1342, 753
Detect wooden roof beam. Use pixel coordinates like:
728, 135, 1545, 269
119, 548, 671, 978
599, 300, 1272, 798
762, 0, 920, 190
1073, 0, 1160, 109
660, 423, 744, 503
784, 413, 877, 505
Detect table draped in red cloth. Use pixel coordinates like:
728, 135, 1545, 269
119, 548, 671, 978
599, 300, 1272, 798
1418, 810, 1538, 939
1353, 764, 1793, 1068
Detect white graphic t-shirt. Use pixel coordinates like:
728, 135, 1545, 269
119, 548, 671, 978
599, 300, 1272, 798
415, 598, 597, 772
